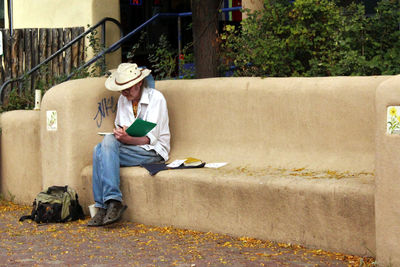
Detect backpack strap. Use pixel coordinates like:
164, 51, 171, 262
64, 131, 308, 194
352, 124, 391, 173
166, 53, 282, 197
19, 200, 38, 222
19, 215, 33, 221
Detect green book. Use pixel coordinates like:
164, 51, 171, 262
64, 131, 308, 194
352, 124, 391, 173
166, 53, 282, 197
126, 119, 157, 137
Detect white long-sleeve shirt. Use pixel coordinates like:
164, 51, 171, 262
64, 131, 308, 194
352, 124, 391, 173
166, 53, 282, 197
114, 87, 170, 161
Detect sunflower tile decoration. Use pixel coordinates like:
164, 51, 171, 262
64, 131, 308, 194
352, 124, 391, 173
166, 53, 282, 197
387, 106, 400, 134
46, 110, 58, 131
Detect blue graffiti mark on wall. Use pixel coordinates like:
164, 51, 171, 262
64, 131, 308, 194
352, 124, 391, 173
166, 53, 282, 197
93, 96, 118, 128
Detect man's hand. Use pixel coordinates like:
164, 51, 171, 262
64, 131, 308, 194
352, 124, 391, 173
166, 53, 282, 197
113, 126, 150, 145
113, 126, 131, 144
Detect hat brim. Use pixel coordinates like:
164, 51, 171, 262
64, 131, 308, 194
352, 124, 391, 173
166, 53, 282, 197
105, 69, 151, 91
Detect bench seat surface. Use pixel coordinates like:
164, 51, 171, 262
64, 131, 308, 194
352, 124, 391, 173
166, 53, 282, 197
81, 165, 375, 256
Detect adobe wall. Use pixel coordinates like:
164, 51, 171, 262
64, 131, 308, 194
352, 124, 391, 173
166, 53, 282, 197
24, 76, 389, 193
158, 76, 388, 172
0, 110, 42, 204
35, 76, 389, 196
375, 75, 400, 267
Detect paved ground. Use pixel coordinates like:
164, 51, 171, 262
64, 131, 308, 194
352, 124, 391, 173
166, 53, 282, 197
0, 200, 375, 266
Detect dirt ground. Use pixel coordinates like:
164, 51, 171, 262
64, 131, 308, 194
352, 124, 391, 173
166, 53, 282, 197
0, 200, 375, 266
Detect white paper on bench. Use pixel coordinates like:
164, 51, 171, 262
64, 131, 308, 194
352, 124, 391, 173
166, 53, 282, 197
167, 160, 228, 169
205, 162, 228, 168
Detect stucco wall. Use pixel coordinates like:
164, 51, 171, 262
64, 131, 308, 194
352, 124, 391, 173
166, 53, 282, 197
4, 0, 121, 70
36, 76, 390, 193
0, 110, 42, 204
375, 75, 400, 267
158, 76, 388, 172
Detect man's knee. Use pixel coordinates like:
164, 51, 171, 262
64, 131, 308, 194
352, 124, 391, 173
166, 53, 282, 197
101, 134, 119, 150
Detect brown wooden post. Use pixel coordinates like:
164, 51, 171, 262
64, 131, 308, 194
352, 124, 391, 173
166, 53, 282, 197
32, 29, 39, 92
0, 29, 4, 85
39, 28, 47, 86
17, 28, 25, 92
71, 28, 79, 71
3, 29, 11, 104
78, 27, 85, 68
51, 29, 59, 81
10, 29, 19, 90
46, 28, 53, 86
64, 28, 72, 75
24, 28, 33, 92
57, 28, 64, 76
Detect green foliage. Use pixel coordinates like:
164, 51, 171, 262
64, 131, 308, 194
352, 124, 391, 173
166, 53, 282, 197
128, 34, 176, 80
126, 32, 147, 60
128, 32, 194, 80
86, 26, 107, 77
219, 0, 400, 77
364, 0, 400, 75
178, 42, 195, 79
0, 89, 35, 112
148, 35, 177, 80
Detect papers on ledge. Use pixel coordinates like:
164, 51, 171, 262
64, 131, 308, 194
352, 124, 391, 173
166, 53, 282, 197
167, 159, 228, 169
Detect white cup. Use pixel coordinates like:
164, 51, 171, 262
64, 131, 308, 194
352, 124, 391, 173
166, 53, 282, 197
88, 204, 97, 218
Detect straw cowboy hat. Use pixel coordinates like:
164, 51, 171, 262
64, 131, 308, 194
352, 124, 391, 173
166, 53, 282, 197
105, 63, 151, 91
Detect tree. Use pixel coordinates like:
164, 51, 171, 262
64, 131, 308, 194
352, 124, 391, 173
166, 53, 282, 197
191, 0, 220, 78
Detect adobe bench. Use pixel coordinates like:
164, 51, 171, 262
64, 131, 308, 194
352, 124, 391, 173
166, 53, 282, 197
2, 75, 400, 264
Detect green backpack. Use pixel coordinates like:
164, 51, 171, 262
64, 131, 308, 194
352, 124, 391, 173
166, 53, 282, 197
19, 185, 85, 223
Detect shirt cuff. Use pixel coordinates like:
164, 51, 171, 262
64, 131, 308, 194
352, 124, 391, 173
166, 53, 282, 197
147, 133, 157, 146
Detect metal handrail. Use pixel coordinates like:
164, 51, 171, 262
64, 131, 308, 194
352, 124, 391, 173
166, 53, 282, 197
0, 17, 123, 103
64, 7, 242, 81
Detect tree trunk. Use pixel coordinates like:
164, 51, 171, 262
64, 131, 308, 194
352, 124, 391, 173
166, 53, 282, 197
191, 0, 220, 78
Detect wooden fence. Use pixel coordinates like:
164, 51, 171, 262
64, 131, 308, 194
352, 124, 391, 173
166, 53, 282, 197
0, 27, 85, 100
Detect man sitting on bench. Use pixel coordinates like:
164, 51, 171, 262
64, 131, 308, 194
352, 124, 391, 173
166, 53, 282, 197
88, 63, 170, 227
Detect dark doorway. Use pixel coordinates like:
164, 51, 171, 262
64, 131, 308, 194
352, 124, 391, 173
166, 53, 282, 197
119, 0, 192, 68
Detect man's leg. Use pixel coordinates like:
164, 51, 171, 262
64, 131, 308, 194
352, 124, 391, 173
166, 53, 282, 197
92, 143, 105, 209
99, 134, 123, 204
89, 142, 110, 227
91, 135, 163, 226
102, 144, 163, 225
89, 135, 122, 227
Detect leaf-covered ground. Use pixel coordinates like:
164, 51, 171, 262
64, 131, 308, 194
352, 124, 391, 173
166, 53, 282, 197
0, 200, 375, 266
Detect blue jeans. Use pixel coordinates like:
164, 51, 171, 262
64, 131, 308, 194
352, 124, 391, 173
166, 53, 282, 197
92, 134, 163, 209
